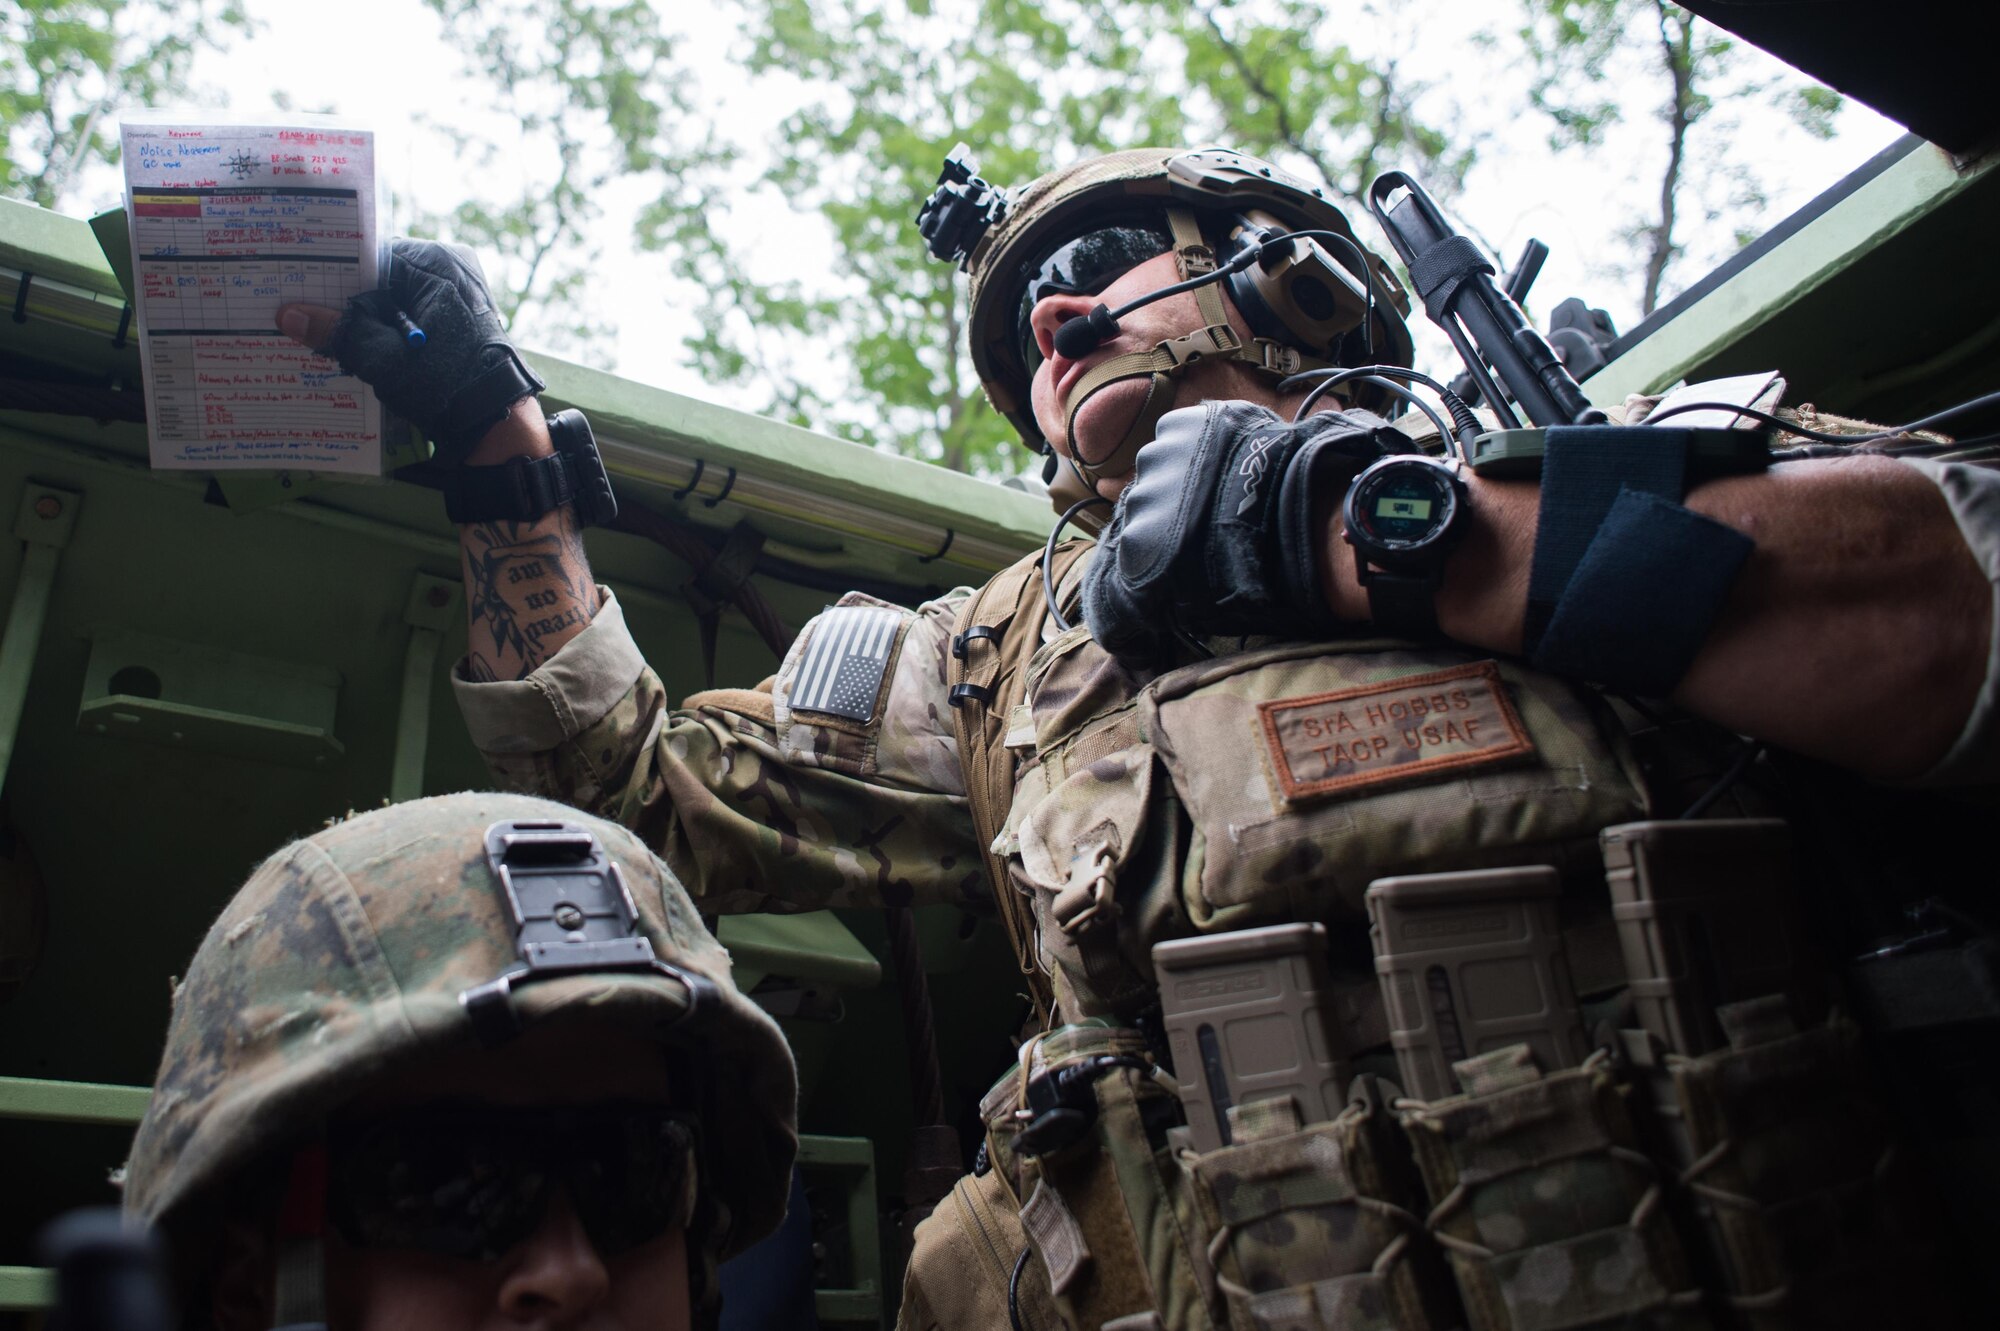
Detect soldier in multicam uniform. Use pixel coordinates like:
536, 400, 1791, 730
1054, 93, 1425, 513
120, 792, 796, 1329
277, 145, 2000, 1329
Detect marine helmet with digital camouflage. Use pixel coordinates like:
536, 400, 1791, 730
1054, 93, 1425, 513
122, 791, 797, 1331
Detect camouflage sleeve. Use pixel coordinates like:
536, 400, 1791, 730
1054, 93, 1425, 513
1902, 454, 2000, 786
451, 587, 991, 914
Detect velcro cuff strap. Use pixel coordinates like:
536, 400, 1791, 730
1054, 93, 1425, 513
1273, 435, 1350, 637
439, 345, 547, 451
1526, 426, 1694, 650
445, 453, 580, 524
1405, 234, 1493, 323
1531, 487, 1753, 696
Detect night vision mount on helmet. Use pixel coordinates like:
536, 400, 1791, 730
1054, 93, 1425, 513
918, 144, 1415, 488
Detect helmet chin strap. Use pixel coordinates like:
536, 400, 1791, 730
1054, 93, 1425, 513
1060, 206, 1338, 488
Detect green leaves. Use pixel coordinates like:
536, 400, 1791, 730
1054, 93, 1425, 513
1783, 84, 1843, 141
0, 0, 251, 210
1511, 0, 1846, 316
694, 0, 1467, 475
411, 0, 726, 358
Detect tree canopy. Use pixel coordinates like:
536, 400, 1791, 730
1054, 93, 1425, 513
0, 0, 1862, 474
1515, 0, 1840, 317
681, 0, 1473, 475
0, 0, 250, 210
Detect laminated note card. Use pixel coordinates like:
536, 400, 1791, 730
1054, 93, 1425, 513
121, 117, 384, 473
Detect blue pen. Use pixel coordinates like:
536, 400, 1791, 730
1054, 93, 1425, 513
394, 310, 426, 346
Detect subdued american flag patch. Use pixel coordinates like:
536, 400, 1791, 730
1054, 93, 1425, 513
789, 604, 905, 721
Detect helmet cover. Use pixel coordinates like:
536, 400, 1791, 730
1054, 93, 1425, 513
123, 792, 797, 1280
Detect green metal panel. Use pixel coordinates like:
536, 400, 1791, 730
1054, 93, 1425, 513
1588, 140, 2000, 418
0, 1266, 53, 1312
798, 1133, 883, 1328
0, 199, 123, 299
0, 1075, 150, 1125
717, 910, 885, 991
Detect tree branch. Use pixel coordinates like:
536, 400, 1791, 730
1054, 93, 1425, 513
1643, 0, 1694, 316
1192, 2, 1343, 192
512, 146, 576, 320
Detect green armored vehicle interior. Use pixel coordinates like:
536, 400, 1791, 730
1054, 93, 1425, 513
0, 185, 1060, 1322
2, 55, 1999, 1327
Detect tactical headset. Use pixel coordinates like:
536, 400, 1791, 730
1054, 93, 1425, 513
921, 146, 1413, 495
1038, 203, 1388, 487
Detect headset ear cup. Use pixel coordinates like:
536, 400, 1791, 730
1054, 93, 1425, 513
1223, 238, 1369, 357
1221, 263, 1287, 345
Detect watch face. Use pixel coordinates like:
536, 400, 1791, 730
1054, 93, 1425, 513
1348, 459, 1458, 553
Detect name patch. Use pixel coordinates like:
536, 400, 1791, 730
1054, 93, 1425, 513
1256, 661, 1533, 802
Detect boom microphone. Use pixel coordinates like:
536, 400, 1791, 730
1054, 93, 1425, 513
1054, 304, 1121, 358
1046, 236, 1281, 362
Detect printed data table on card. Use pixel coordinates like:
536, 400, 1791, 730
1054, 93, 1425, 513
121, 119, 384, 474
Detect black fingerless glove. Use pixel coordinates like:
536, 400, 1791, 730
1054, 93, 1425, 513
1082, 401, 1417, 664
328, 239, 545, 463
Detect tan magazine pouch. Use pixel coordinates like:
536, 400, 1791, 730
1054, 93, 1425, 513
1398, 1047, 1709, 1331
1180, 1084, 1459, 1331
1641, 1000, 1954, 1329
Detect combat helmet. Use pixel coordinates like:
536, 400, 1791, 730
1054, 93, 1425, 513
123, 791, 796, 1323
920, 144, 1414, 487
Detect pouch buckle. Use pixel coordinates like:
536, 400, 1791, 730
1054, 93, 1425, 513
1012, 1053, 1151, 1158
1052, 846, 1118, 937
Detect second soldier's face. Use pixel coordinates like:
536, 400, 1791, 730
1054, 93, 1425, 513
320, 1022, 692, 1331
1026, 250, 1277, 498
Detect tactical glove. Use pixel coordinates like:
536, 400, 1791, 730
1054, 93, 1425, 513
327, 239, 545, 463
1081, 401, 1416, 663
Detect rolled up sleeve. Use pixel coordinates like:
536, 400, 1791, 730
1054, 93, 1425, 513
452, 588, 646, 754
1902, 457, 2000, 786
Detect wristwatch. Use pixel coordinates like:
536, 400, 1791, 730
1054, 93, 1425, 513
443, 408, 619, 527
1340, 454, 1470, 637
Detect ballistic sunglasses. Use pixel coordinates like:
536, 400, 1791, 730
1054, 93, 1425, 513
1014, 219, 1175, 378
326, 1102, 699, 1262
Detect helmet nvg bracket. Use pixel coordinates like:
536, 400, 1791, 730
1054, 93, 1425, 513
459, 819, 715, 1045
917, 143, 1010, 268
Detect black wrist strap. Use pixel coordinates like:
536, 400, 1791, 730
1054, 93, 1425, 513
1360, 562, 1442, 638
1533, 488, 1752, 695
444, 409, 617, 527
446, 452, 585, 524
1524, 427, 1691, 651
1525, 426, 1754, 694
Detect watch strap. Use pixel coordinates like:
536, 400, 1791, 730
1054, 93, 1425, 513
1358, 560, 1443, 638
443, 409, 617, 527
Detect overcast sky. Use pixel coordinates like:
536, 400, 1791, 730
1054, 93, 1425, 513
80, 0, 1906, 436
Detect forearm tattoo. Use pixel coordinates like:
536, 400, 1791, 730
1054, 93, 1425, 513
460, 505, 601, 681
